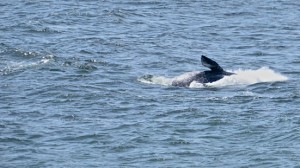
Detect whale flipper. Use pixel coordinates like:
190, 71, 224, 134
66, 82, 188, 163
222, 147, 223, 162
170, 55, 235, 87
201, 55, 223, 71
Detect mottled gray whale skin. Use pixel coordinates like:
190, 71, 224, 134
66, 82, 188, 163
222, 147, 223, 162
171, 55, 235, 87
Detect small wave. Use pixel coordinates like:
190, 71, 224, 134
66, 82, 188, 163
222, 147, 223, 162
27, 27, 61, 34
139, 67, 288, 88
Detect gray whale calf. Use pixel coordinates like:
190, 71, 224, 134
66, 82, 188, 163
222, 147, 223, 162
171, 56, 235, 87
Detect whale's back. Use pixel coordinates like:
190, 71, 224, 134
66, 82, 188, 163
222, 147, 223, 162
171, 56, 235, 87
171, 71, 201, 87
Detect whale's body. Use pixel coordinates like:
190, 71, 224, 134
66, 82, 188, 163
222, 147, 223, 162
171, 56, 234, 87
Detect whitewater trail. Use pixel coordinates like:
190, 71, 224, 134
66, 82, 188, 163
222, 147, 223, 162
0, 56, 54, 75
139, 67, 288, 88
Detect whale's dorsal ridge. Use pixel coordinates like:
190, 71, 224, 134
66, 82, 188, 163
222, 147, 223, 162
201, 55, 223, 71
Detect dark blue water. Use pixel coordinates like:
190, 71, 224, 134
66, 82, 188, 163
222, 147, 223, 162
1, 1, 300, 167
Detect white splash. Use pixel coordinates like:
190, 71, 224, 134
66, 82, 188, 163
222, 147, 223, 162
206, 67, 288, 87
138, 75, 173, 86
139, 67, 288, 88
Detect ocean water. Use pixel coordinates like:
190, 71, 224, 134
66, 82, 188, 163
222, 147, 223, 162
1, 0, 300, 167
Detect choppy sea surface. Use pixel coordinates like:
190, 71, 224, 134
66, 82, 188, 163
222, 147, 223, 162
1, 0, 300, 167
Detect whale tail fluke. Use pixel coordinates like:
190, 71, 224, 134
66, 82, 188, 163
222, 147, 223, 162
201, 55, 223, 71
